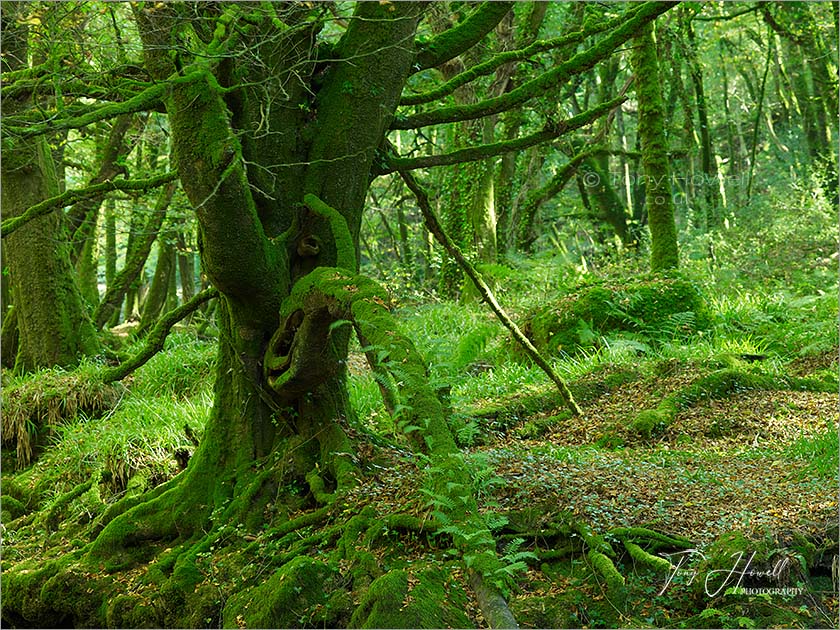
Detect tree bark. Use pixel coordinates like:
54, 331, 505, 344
630, 23, 679, 272
0, 3, 100, 371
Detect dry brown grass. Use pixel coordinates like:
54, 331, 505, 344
2, 370, 125, 468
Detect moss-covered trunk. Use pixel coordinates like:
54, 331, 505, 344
630, 23, 679, 272
90, 0, 423, 550
2, 105, 99, 371
0, 6, 100, 371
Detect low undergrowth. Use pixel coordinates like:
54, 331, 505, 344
3, 229, 838, 628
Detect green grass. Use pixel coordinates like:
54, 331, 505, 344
787, 424, 839, 479
129, 331, 217, 398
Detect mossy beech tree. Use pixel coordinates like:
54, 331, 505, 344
630, 22, 680, 272
2, 2, 676, 626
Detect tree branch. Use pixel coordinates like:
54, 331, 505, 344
101, 287, 219, 384
1, 172, 178, 238
413, 2, 514, 72
379, 93, 627, 174
401, 7, 638, 106
695, 4, 761, 22
392, 1, 672, 131
1, 71, 153, 102
2, 80, 170, 139
396, 164, 582, 417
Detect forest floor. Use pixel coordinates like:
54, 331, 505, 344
341, 344, 839, 628
3, 306, 837, 628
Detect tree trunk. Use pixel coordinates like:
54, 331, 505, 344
94, 181, 173, 329
631, 23, 679, 272
1, 5, 100, 371
683, 18, 723, 228
138, 237, 176, 335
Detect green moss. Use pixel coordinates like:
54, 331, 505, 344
629, 408, 673, 439
630, 367, 836, 440
350, 564, 473, 629
523, 274, 709, 356
623, 541, 674, 574
222, 556, 337, 628
587, 549, 627, 606
2, 495, 25, 520
105, 594, 159, 628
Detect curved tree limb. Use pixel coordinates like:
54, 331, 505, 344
379, 94, 626, 174
392, 1, 672, 131
395, 165, 582, 417
101, 287, 219, 384
1, 172, 178, 238
401, 6, 640, 106
413, 2, 514, 72
2, 79, 169, 139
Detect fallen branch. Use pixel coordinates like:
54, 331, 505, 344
395, 166, 582, 416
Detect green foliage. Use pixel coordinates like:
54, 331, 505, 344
523, 273, 711, 357
787, 423, 839, 479
129, 332, 216, 398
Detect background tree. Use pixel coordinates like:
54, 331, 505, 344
1, 2, 101, 372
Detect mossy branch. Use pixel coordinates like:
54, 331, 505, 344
401, 7, 639, 106
380, 96, 625, 174
623, 541, 675, 574
393, 2, 672, 130
302, 193, 356, 270
413, 2, 514, 72
397, 166, 582, 416
2, 75, 156, 103
1, 172, 177, 238
2, 79, 172, 139
101, 287, 219, 384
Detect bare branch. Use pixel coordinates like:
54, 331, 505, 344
396, 162, 582, 417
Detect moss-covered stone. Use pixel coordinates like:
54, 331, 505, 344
522, 274, 710, 356
2, 495, 25, 520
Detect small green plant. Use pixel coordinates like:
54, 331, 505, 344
787, 423, 839, 479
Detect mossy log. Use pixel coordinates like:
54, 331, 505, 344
629, 367, 838, 438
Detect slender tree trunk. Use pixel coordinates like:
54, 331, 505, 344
103, 198, 121, 326
138, 237, 176, 335
95, 181, 173, 329
684, 19, 722, 228
631, 23, 679, 272
176, 230, 195, 304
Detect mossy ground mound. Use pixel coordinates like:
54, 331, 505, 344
1, 368, 125, 468
522, 274, 710, 356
